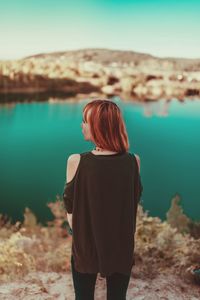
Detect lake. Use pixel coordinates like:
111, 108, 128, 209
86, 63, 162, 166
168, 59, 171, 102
0, 97, 200, 224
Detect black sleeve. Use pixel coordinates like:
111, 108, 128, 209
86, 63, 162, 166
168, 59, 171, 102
62, 180, 74, 213
132, 154, 143, 234
137, 174, 143, 204
132, 153, 143, 204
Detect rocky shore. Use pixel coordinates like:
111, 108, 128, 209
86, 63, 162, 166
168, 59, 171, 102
0, 48, 200, 102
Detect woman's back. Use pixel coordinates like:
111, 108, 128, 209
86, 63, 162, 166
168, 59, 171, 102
63, 150, 143, 278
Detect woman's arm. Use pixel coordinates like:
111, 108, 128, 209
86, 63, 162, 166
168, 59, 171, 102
65, 154, 81, 230
67, 213, 73, 229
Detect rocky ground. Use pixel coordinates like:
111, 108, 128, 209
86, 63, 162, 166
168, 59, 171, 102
0, 268, 199, 300
0, 48, 200, 102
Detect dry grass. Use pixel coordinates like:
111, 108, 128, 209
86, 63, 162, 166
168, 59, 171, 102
0, 193, 199, 285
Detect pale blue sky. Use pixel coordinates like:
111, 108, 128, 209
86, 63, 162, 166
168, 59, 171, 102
0, 0, 199, 60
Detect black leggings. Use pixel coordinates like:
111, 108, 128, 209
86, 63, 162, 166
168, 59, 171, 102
71, 255, 131, 300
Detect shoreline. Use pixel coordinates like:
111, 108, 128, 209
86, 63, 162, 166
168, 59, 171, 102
0, 90, 199, 105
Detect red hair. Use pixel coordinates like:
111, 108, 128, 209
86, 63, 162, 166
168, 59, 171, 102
83, 99, 130, 153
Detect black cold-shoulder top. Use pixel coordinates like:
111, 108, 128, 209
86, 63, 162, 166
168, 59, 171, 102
62, 151, 143, 278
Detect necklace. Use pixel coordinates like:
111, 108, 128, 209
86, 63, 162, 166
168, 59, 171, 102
94, 146, 118, 154
94, 146, 105, 152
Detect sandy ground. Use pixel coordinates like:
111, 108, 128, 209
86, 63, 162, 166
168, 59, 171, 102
0, 268, 200, 300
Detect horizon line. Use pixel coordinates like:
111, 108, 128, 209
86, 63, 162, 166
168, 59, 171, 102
0, 47, 200, 62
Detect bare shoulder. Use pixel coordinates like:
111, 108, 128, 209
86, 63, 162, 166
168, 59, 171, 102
66, 154, 81, 183
134, 153, 141, 172
67, 153, 81, 162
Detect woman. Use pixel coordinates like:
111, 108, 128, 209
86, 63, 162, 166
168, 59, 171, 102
63, 99, 143, 300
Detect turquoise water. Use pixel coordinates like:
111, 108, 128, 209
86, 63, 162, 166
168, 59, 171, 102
0, 97, 200, 224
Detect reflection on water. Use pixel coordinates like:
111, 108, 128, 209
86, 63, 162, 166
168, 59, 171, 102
143, 99, 170, 117
0, 97, 200, 224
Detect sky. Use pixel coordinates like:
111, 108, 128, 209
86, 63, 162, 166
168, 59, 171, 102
0, 0, 200, 60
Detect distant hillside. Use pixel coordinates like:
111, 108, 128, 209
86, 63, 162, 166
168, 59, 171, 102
24, 48, 155, 64
24, 48, 200, 71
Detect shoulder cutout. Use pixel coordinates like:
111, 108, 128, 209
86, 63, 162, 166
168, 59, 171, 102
66, 154, 81, 184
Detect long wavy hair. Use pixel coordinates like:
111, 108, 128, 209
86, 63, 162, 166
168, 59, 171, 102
83, 99, 130, 153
